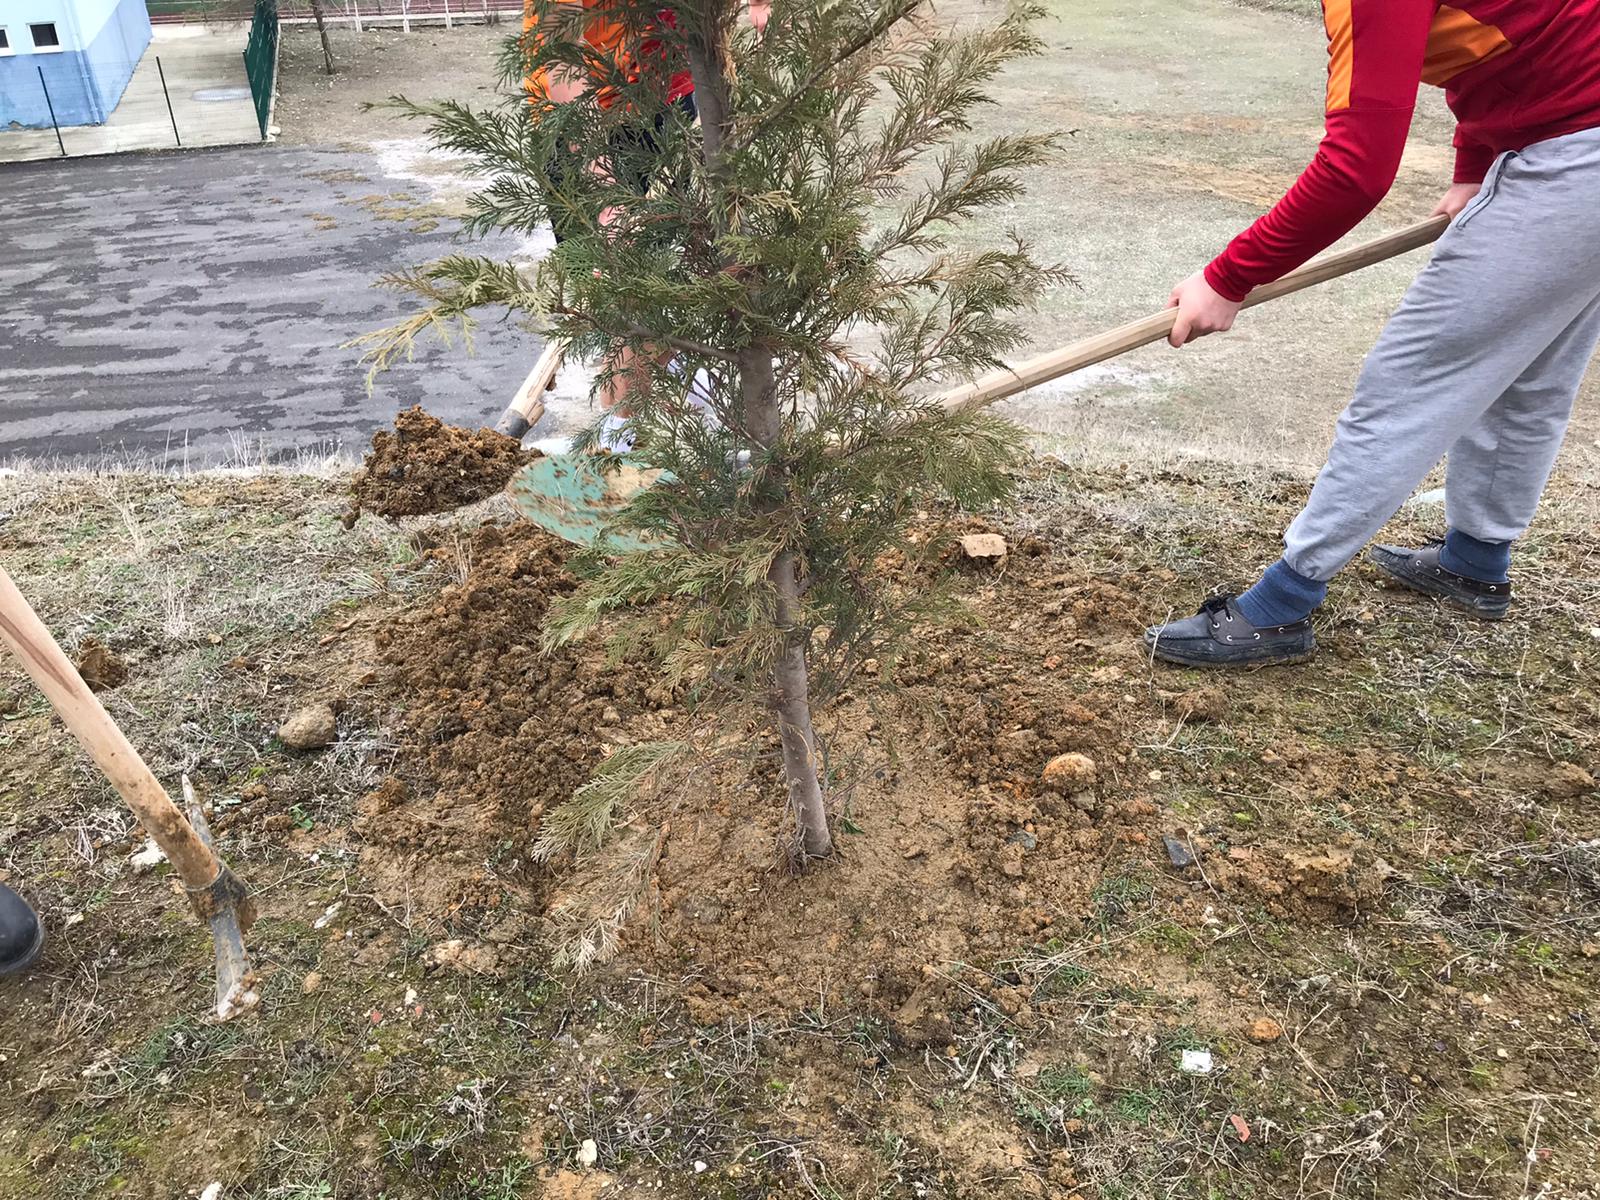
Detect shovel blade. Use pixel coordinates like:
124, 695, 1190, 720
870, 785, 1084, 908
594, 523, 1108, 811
209, 908, 260, 1021
183, 778, 259, 1022
507, 455, 665, 550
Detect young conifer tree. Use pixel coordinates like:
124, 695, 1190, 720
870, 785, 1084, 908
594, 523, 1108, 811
366, 0, 1059, 865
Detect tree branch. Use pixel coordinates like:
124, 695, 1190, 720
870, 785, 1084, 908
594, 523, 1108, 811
725, 0, 924, 157
550, 306, 740, 362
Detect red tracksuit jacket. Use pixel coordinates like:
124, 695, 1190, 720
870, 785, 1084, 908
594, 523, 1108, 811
1205, 0, 1600, 301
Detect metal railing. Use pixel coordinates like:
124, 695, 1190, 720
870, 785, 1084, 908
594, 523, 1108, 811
151, 0, 522, 26
243, 0, 279, 139
1, 50, 262, 162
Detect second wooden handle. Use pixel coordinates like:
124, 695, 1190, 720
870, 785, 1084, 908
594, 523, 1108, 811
936, 214, 1450, 416
0, 567, 222, 890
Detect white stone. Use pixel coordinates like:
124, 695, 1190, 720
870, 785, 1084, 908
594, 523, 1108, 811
129, 838, 167, 873
1178, 1048, 1214, 1075
959, 533, 1008, 560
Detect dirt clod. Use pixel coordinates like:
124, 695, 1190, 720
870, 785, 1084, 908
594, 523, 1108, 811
1246, 1017, 1283, 1044
539, 1169, 613, 1200
1175, 686, 1227, 723
74, 638, 128, 692
345, 406, 532, 524
1042, 752, 1097, 790
1547, 762, 1596, 799
959, 532, 1008, 561
278, 703, 337, 750
424, 939, 504, 977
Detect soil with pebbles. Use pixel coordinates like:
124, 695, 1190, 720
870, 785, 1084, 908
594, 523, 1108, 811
351, 514, 1390, 1021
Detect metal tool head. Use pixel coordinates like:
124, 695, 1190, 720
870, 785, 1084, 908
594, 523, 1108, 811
507, 454, 667, 550
182, 777, 260, 1022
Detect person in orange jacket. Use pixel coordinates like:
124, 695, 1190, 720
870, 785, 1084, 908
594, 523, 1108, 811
522, 0, 768, 445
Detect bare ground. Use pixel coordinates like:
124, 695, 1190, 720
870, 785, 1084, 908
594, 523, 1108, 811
1, 459, 1596, 1200
3, 3, 1598, 1198
274, 22, 515, 150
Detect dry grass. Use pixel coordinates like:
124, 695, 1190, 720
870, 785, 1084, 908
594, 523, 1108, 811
1, 458, 1597, 1200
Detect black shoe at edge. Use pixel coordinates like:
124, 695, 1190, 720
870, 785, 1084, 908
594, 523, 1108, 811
0, 884, 44, 977
1368, 542, 1512, 620
1144, 594, 1316, 668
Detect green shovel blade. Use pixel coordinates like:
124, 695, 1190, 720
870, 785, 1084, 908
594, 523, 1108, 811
507, 454, 667, 551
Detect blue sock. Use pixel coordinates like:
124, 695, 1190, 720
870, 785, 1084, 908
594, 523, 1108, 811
1235, 558, 1327, 627
1438, 529, 1511, 582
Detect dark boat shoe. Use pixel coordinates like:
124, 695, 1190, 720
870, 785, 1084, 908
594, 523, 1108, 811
0, 884, 44, 977
1367, 542, 1511, 620
1144, 595, 1316, 668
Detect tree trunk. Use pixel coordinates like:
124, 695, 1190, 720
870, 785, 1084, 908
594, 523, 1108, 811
691, 6, 832, 858
770, 554, 833, 857
310, 0, 336, 75
741, 345, 834, 859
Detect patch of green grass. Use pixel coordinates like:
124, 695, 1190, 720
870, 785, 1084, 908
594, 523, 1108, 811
453, 1159, 534, 1200
1036, 959, 1094, 995
1139, 921, 1197, 954
1112, 1085, 1165, 1126
1091, 872, 1153, 930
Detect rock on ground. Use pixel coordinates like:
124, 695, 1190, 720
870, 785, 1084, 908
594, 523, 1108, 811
959, 533, 1008, 561
1246, 1017, 1284, 1044
1041, 752, 1097, 790
278, 703, 338, 750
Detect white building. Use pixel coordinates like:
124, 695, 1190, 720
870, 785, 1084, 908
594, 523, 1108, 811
0, 0, 152, 127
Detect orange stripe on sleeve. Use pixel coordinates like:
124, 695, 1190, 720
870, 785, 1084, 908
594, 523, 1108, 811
1422, 6, 1512, 87
1323, 0, 1354, 112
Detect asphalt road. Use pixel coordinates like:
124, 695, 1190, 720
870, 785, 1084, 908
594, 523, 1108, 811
0, 145, 544, 466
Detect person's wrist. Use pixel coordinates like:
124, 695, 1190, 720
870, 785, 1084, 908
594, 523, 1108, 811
1202, 261, 1248, 305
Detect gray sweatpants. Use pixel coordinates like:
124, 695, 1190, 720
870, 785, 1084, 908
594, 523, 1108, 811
1283, 125, 1600, 582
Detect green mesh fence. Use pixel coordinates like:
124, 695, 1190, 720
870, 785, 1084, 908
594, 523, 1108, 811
243, 0, 278, 139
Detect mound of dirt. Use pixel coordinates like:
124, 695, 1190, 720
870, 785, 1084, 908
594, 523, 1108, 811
357, 520, 678, 930
344, 406, 533, 524
358, 515, 1166, 1017
74, 637, 128, 691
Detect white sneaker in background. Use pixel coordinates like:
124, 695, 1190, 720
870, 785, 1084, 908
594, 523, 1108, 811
596, 410, 636, 454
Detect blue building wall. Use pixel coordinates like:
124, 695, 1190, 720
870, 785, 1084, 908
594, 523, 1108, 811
0, 0, 150, 128
83, 0, 150, 117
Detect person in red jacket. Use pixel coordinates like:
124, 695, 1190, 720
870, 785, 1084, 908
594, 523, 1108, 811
1146, 0, 1600, 667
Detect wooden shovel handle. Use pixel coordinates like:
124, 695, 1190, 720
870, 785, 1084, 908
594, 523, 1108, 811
494, 341, 564, 438
0, 566, 221, 890
935, 215, 1451, 416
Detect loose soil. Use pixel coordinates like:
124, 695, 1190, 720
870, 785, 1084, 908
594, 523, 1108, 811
345, 406, 534, 524
355, 516, 1156, 1019
73, 637, 129, 692
2, 459, 1598, 1200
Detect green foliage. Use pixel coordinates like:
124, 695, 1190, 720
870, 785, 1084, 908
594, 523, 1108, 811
1091, 871, 1154, 930
366, 0, 1060, 705
532, 739, 686, 861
